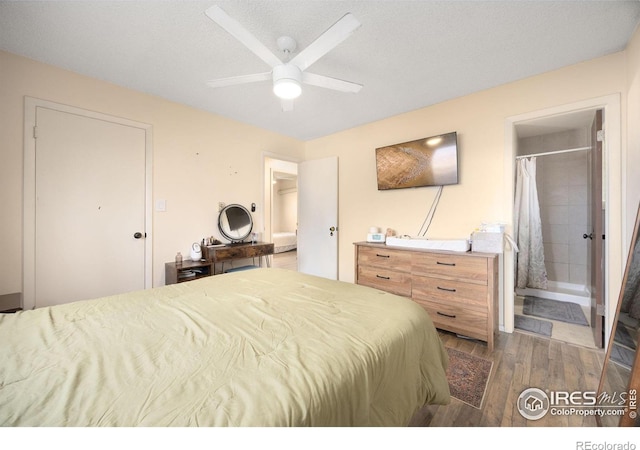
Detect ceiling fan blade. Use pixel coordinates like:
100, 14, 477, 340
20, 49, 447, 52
290, 13, 361, 72
302, 72, 363, 93
281, 99, 294, 112
207, 72, 271, 88
205, 5, 282, 68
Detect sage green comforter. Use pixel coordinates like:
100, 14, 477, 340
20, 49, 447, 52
0, 268, 450, 426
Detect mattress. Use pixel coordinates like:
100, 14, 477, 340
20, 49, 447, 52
0, 268, 450, 426
273, 231, 297, 253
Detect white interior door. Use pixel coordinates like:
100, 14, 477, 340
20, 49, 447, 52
31, 105, 148, 307
297, 156, 338, 279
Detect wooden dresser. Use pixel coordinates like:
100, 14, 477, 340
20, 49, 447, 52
354, 241, 499, 351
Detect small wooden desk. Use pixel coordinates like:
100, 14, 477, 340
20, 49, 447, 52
165, 259, 214, 285
203, 242, 274, 274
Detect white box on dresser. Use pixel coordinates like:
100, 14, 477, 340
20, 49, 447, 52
354, 241, 499, 351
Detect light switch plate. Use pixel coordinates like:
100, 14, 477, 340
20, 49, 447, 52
155, 199, 167, 212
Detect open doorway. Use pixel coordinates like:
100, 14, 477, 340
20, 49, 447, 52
272, 171, 298, 270
513, 108, 603, 348
263, 155, 339, 278
263, 156, 298, 271
504, 94, 622, 350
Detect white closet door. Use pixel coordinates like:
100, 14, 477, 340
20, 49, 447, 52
34, 107, 147, 307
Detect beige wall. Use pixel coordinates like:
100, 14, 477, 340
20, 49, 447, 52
0, 50, 305, 292
304, 45, 639, 337
305, 52, 628, 287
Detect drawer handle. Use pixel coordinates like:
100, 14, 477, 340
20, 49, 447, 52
376, 274, 390, 280
376, 254, 391, 258
437, 286, 457, 293
437, 311, 457, 319
436, 261, 456, 266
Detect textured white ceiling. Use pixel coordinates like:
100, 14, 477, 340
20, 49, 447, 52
1, 1, 639, 141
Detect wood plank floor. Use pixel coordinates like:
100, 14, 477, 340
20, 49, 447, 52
411, 329, 606, 427
271, 250, 297, 271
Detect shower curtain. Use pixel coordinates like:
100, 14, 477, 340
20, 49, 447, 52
514, 157, 548, 289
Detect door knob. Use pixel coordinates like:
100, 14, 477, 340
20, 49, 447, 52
583, 233, 593, 240
133, 232, 146, 239
329, 226, 336, 236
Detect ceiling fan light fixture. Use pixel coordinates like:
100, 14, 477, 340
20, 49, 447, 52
205, 7, 363, 109
274, 79, 302, 99
273, 64, 302, 99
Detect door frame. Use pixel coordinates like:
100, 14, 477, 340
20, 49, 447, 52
23, 97, 153, 310
590, 109, 605, 348
262, 153, 300, 248
503, 94, 623, 346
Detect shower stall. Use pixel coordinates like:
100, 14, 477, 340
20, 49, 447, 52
515, 126, 594, 308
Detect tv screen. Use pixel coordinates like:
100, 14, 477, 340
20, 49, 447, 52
375, 131, 458, 190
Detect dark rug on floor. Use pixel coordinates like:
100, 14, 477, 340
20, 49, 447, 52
611, 344, 635, 369
614, 322, 637, 350
446, 347, 493, 409
523, 296, 589, 326
514, 314, 553, 337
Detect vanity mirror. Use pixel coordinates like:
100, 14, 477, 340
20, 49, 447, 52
596, 203, 640, 426
218, 204, 253, 243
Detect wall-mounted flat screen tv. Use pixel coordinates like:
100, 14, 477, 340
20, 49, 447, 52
375, 131, 458, 190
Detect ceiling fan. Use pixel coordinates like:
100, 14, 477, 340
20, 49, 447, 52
204, 5, 363, 111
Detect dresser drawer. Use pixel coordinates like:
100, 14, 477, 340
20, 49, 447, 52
358, 246, 412, 270
412, 275, 487, 312
354, 242, 498, 351
412, 252, 487, 283
357, 265, 411, 297
414, 297, 488, 341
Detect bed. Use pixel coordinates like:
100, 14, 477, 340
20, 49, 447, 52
0, 268, 450, 426
273, 231, 297, 253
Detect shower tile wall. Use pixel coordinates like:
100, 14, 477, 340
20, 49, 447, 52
517, 129, 590, 288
